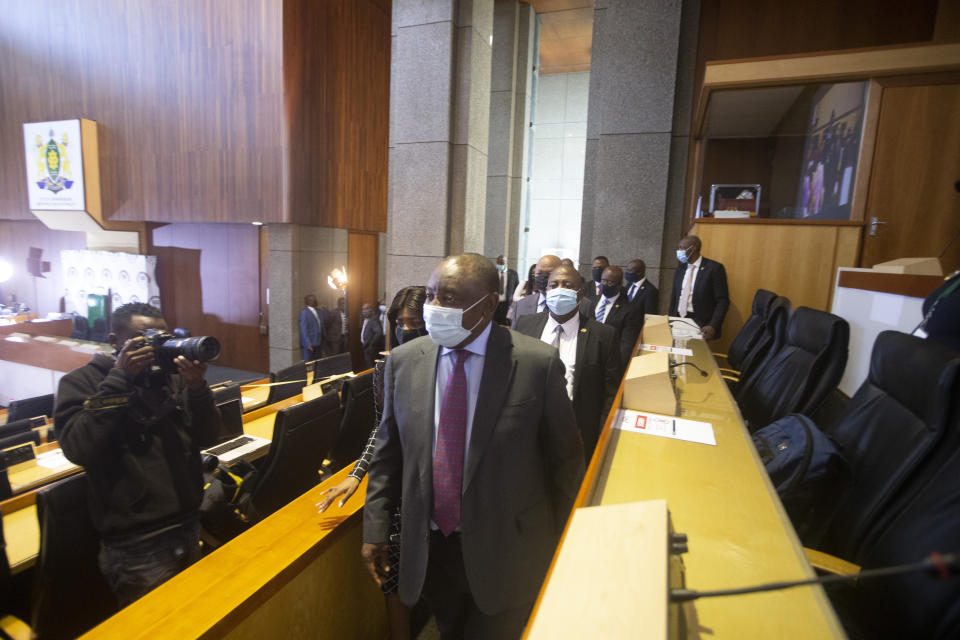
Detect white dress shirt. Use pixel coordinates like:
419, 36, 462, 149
679, 256, 702, 316
627, 277, 647, 302
539, 313, 579, 400
596, 291, 621, 323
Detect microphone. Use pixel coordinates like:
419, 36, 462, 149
670, 551, 959, 602
669, 361, 708, 377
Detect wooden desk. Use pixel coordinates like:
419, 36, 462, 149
83, 465, 387, 639
530, 327, 844, 638
4, 503, 38, 574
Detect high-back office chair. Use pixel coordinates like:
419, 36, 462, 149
830, 442, 960, 640
326, 371, 375, 473
312, 353, 353, 382
265, 361, 308, 406
247, 390, 341, 520
7, 393, 55, 423
735, 306, 849, 429
717, 289, 777, 370
806, 331, 960, 561
0, 418, 39, 439
0, 430, 41, 451
70, 314, 89, 341
88, 317, 108, 343
211, 383, 244, 441
31, 473, 117, 640
722, 295, 791, 388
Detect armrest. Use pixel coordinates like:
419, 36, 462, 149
805, 547, 861, 577
721, 373, 740, 383
0, 614, 32, 640
718, 367, 741, 376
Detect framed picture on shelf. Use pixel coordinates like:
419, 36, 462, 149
709, 184, 760, 218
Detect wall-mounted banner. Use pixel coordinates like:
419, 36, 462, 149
23, 119, 86, 211
61, 250, 160, 315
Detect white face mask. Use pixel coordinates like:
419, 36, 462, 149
545, 287, 579, 316
423, 294, 488, 348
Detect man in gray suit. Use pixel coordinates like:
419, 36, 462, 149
510, 253, 560, 329
363, 253, 584, 639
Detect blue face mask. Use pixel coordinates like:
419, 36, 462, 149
601, 283, 619, 298
423, 295, 487, 348
496, 264, 506, 272
624, 272, 638, 284
676, 248, 690, 264
545, 287, 579, 316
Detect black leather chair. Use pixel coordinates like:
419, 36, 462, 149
7, 393, 55, 423
0, 430, 40, 451
808, 331, 960, 561
89, 317, 108, 343
247, 390, 341, 520
70, 314, 89, 341
0, 418, 37, 439
735, 306, 849, 429
211, 383, 244, 441
325, 371, 375, 473
830, 441, 960, 640
312, 353, 353, 382
265, 361, 308, 406
722, 295, 791, 389
717, 289, 777, 371
31, 473, 117, 639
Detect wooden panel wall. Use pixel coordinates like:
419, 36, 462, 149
697, 0, 939, 68
0, 221, 86, 315
284, 0, 391, 232
0, 1, 286, 224
346, 231, 381, 371
151, 223, 268, 373
691, 221, 861, 355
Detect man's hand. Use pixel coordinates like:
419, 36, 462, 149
361, 542, 391, 587
702, 325, 717, 340
316, 476, 361, 512
115, 337, 156, 378
175, 356, 208, 390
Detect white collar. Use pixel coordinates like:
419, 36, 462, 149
544, 312, 580, 336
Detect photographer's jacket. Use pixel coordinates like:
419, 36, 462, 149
55, 353, 220, 541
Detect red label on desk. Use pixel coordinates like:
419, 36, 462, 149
635, 415, 647, 429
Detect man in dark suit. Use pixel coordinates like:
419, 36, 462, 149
510, 253, 560, 328
363, 253, 584, 639
584, 255, 609, 303
582, 265, 644, 367
669, 234, 730, 340
494, 254, 519, 325
515, 265, 620, 462
360, 302, 384, 368
298, 294, 325, 361
624, 259, 659, 316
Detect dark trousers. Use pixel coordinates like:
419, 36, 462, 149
494, 300, 510, 325
421, 531, 532, 640
98, 521, 202, 607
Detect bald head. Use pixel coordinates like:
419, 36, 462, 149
548, 265, 584, 290
602, 266, 623, 288
433, 253, 499, 297
533, 254, 561, 293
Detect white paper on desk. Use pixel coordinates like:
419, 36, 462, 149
667, 317, 703, 339
36, 450, 69, 469
241, 395, 257, 405
638, 343, 693, 357
617, 410, 716, 446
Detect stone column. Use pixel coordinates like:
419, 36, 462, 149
386, 0, 494, 298
484, 0, 534, 267
268, 224, 348, 372
579, 0, 686, 299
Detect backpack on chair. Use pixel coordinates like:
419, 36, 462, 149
752, 413, 850, 545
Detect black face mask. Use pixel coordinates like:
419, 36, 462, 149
534, 272, 550, 292
395, 326, 427, 345
592, 267, 604, 283
601, 283, 619, 298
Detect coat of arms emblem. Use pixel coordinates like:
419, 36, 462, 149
32, 130, 75, 194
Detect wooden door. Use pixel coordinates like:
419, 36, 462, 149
861, 83, 960, 272
346, 231, 379, 372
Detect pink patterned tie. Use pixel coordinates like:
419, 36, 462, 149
433, 350, 470, 536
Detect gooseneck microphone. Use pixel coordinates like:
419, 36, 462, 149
670, 551, 959, 602
669, 361, 709, 377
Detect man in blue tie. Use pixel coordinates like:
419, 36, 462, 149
363, 253, 584, 639
583, 265, 644, 367
624, 258, 659, 316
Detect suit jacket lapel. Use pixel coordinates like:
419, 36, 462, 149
573, 316, 588, 397
464, 324, 514, 493
410, 340, 439, 506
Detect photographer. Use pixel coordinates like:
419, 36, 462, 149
55, 303, 221, 606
